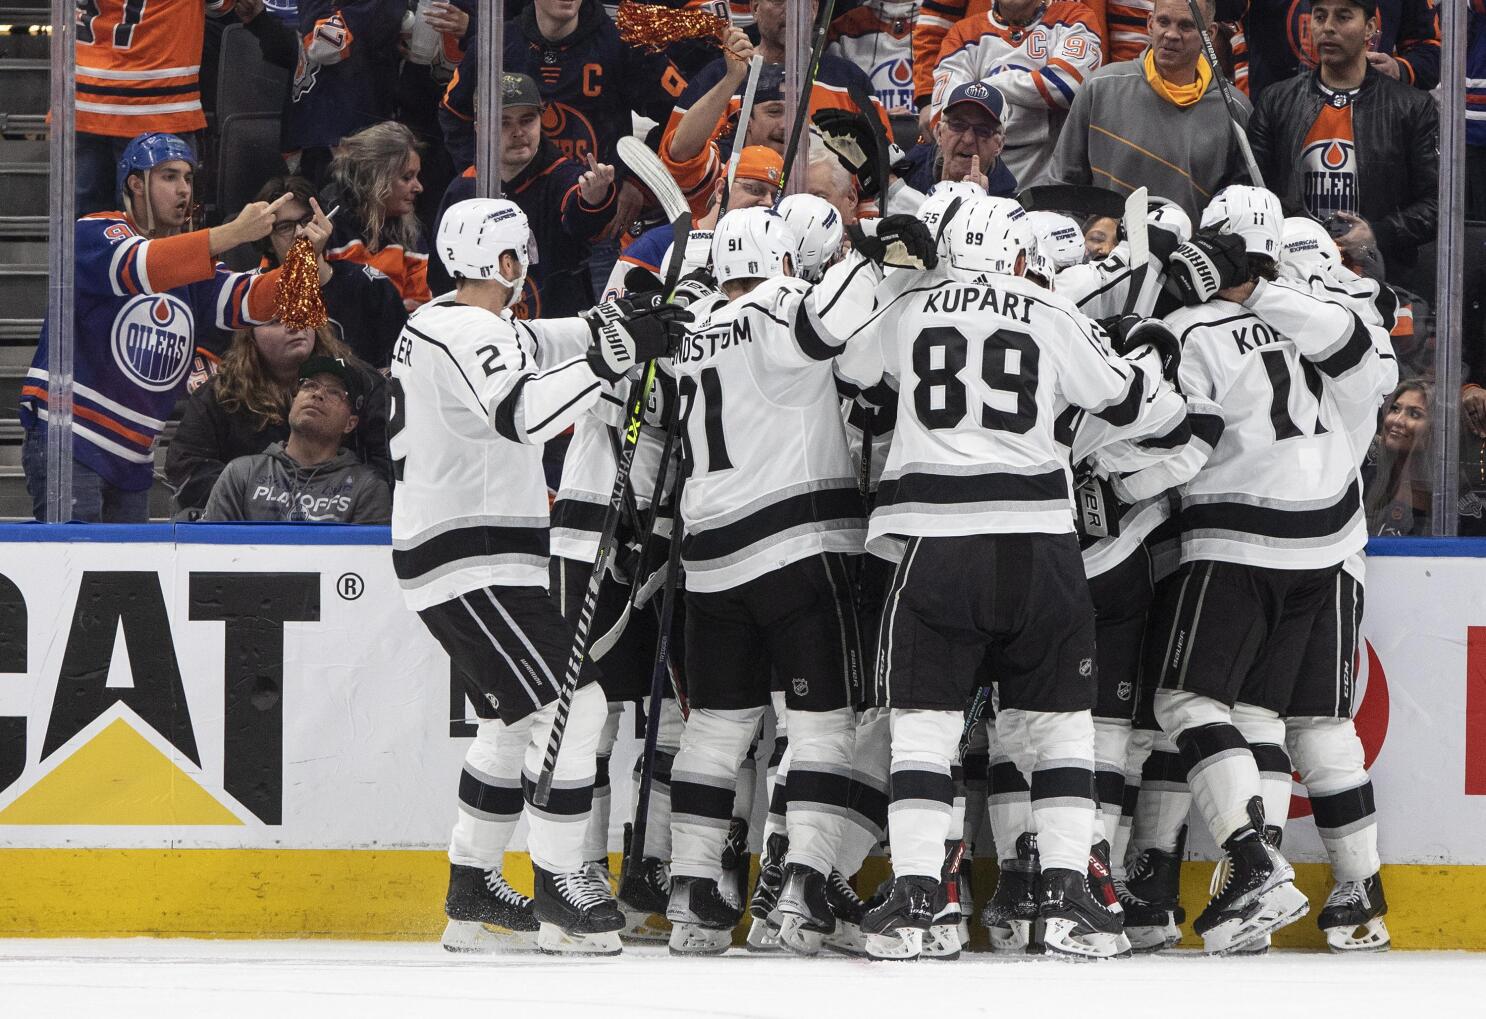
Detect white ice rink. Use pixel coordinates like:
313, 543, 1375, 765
1, 940, 1480, 1019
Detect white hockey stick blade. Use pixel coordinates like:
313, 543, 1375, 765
617, 135, 688, 225
1121, 186, 1149, 316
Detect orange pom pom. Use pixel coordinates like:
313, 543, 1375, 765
616, 0, 728, 51
274, 237, 328, 331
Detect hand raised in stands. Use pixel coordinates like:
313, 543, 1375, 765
579, 153, 617, 206
961, 153, 989, 192
720, 25, 755, 80
209, 193, 294, 255
295, 197, 335, 256
423, 1, 469, 36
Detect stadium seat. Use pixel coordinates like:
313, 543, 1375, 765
216, 112, 288, 228
216, 24, 289, 122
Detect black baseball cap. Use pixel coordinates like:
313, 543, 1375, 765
943, 81, 1006, 122
501, 72, 543, 110
298, 356, 363, 411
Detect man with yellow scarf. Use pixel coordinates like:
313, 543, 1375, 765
1047, 0, 1253, 219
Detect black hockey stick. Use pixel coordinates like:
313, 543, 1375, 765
1184, 0, 1263, 187
778, 0, 839, 190
1018, 184, 1126, 221
532, 210, 693, 808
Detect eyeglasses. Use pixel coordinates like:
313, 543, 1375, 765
272, 213, 315, 237
940, 117, 1002, 142
296, 377, 350, 403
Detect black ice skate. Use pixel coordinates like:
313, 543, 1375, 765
1121, 826, 1186, 952
746, 832, 788, 952
531, 863, 625, 956
775, 863, 835, 956
821, 869, 867, 957
617, 850, 672, 943
720, 817, 750, 912
1194, 817, 1309, 955
667, 875, 743, 956
979, 832, 1040, 954
861, 875, 939, 961
1038, 867, 1131, 960
1319, 873, 1390, 953
441, 863, 540, 953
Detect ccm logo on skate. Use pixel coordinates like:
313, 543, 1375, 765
0, 571, 319, 825
1289, 639, 1389, 819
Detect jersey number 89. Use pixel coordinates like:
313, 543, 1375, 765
912, 326, 1039, 433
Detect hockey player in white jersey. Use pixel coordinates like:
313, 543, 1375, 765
838, 195, 1179, 960
391, 198, 691, 956
1149, 185, 1392, 955
778, 193, 846, 284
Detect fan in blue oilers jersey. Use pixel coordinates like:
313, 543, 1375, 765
19, 132, 330, 522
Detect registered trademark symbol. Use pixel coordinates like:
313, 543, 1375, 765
337, 573, 364, 600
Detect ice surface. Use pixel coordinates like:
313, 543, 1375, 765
0, 940, 1480, 1018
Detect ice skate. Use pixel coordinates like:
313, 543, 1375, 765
532, 863, 625, 956
775, 863, 834, 956
719, 817, 750, 912
1038, 867, 1131, 960
667, 875, 742, 956
745, 832, 787, 953
861, 875, 938, 961
1194, 825, 1309, 955
617, 852, 672, 943
980, 832, 1040, 954
1319, 873, 1390, 953
441, 863, 540, 953
821, 869, 866, 957
1121, 831, 1186, 953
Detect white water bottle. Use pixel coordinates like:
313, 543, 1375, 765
406, 0, 441, 65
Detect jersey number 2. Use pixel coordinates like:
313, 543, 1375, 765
388, 377, 407, 482
912, 326, 1039, 433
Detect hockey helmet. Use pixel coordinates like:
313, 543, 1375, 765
1024, 233, 1056, 291
1200, 185, 1284, 261
711, 207, 797, 286
1147, 196, 1193, 245
1027, 210, 1085, 270
116, 131, 198, 205
437, 198, 531, 307
777, 193, 844, 283
918, 180, 981, 256
944, 195, 1035, 283
1279, 215, 1344, 278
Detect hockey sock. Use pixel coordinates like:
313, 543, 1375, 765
449, 718, 524, 870
949, 761, 967, 844
962, 722, 990, 858
1288, 717, 1380, 881
989, 709, 1033, 863
1024, 709, 1098, 873
1093, 716, 1132, 850
633, 695, 686, 863
765, 744, 791, 842
671, 705, 764, 881
1158, 689, 1262, 846
835, 706, 890, 879
1130, 730, 1191, 855
887, 709, 961, 880
521, 683, 605, 874
733, 733, 760, 832
1116, 727, 1154, 873
581, 703, 624, 865
1232, 702, 1291, 843
783, 706, 856, 875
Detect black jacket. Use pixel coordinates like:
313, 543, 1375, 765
166, 359, 392, 513
1248, 67, 1438, 273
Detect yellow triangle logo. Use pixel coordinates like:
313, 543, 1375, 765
0, 718, 243, 826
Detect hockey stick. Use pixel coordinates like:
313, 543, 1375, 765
618, 135, 690, 225
1121, 186, 1149, 316
1017, 184, 1126, 221
1184, 0, 1263, 188
845, 75, 891, 504
720, 55, 765, 217
778, 0, 839, 189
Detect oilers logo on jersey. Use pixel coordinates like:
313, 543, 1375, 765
111, 294, 195, 393
869, 57, 916, 113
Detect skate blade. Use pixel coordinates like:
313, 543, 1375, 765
865, 928, 923, 961
1126, 919, 1182, 953
821, 921, 866, 958
1229, 932, 1270, 955
987, 919, 1033, 955
441, 919, 539, 954
1041, 918, 1130, 961
1203, 882, 1310, 956
536, 922, 622, 956
619, 909, 672, 943
668, 923, 732, 956
777, 914, 826, 956
1324, 917, 1391, 953
745, 919, 784, 953
921, 923, 962, 960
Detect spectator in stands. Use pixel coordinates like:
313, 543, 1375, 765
283, 0, 404, 184
1240, 0, 1441, 98
1084, 214, 1120, 258
256, 176, 407, 368
806, 148, 861, 227
201, 356, 392, 523
924, 0, 1104, 187
430, 73, 619, 316
1049, 0, 1251, 220
1467, 1, 1486, 220
23, 133, 325, 523
166, 321, 390, 514
898, 82, 1018, 198
828, 0, 921, 146
322, 121, 431, 310
396, 0, 474, 243
74, 0, 224, 215
1248, 0, 1439, 281
1363, 379, 1432, 536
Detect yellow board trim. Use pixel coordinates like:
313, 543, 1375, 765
0, 849, 1482, 949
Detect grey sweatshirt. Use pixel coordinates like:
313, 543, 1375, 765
202, 442, 392, 523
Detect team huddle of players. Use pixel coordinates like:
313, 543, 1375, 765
390, 176, 1395, 961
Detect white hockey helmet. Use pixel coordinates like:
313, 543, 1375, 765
1024, 234, 1056, 291
711, 207, 797, 285
1147, 196, 1193, 245
1200, 185, 1284, 261
945, 195, 1035, 283
1027, 210, 1085, 269
437, 198, 530, 306
918, 180, 982, 256
777, 193, 844, 283
1280, 215, 1344, 277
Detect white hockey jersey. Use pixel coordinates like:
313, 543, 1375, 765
930, 1, 1103, 188
669, 255, 882, 592
388, 292, 603, 610
838, 270, 1168, 560
1165, 278, 1390, 572
827, 0, 921, 116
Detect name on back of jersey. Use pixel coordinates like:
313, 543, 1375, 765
921, 283, 1038, 325
1231, 320, 1283, 354
676, 319, 754, 365
392, 331, 414, 367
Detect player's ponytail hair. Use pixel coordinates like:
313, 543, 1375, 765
328, 121, 424, 255
214, 324, 353, 430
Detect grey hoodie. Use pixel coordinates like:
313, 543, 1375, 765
202, 442, 392, 523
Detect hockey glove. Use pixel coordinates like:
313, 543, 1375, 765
670, 268, 718, 308
849, 215, 939, 271
622, 265, 664, 299
1101, 314, 1182, 383
813, 109, 880, 196
1167, 230, 1247, 305
586, 304, 693, 382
